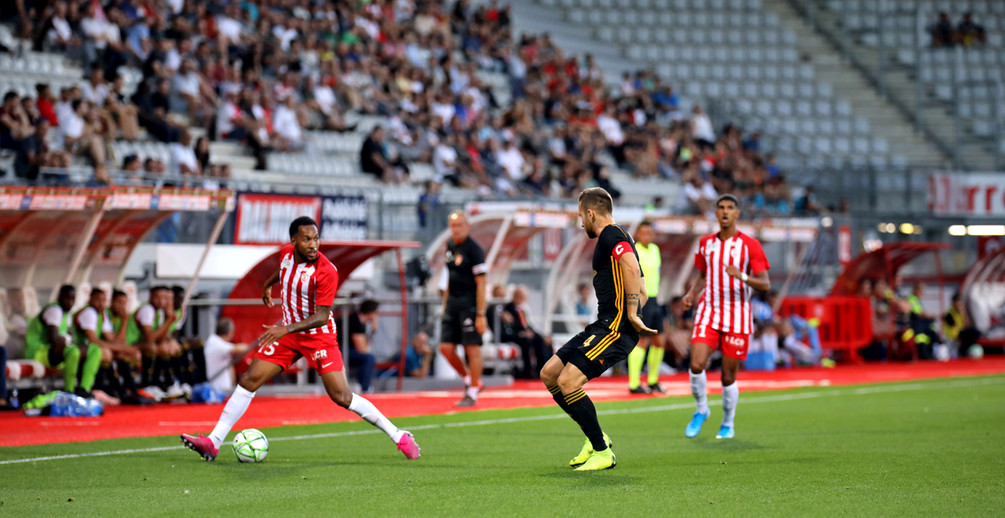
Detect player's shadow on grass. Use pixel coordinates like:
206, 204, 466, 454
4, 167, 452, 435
689, 438, 765, 451
541, 470, 640, 484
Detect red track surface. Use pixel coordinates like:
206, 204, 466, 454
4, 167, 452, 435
1, 358, 1003, 447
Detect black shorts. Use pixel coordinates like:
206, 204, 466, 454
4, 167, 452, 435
641, 298, 665, 333
441, 304, 483, 346
556, 319, 638, 380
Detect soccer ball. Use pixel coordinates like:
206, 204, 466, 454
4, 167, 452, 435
232, 429, 269, 463
967, 344, 985, 360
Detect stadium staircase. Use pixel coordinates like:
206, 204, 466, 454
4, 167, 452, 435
785, 0, 1002, 170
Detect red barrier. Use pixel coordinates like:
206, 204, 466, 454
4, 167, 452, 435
779, 296, 874, 362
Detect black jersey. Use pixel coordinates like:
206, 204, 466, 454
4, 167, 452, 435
445, 236, 487, 305
592, 223, 641, 329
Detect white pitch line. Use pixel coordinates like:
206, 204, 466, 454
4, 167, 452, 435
1, 376, 1001, 466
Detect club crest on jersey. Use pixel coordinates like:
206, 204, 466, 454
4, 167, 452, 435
300, 266, 315, 284
281, 256, 294, 270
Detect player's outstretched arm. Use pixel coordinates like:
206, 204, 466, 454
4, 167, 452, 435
257, 305, 333, 346
619, 251, 657, 336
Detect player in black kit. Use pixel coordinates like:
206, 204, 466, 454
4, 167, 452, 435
438, 210, 489, 407
540, 187, 656, 471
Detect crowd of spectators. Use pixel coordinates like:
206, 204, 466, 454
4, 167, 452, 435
929, 11, 988, 48
2, 0, 794, 213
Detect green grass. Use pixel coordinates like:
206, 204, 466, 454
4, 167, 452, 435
2, 376, 1004, 517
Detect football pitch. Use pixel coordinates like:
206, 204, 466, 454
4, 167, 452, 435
2, 376, 1003, 517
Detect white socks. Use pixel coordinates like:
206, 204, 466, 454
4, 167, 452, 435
689, 370, 709, 415
463, 374, 478, 400
721, 382, 739, 427
349, 393, 404, 443
209, 385, 255, 448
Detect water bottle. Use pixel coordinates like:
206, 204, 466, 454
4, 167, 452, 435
9, 386, 18, 409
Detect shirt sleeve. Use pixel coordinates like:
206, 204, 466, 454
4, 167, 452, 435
136, 305, 156, 327
470, 242, 488, 276
747, 237, 770, 275
315, 263, 338, 307
101, 311, 114, 333
694, 239, 707, 273
42, 305, 63, 327
77, 307, 98, 331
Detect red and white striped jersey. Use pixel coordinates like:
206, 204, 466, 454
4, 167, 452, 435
278, 243, 338, 335
693, 231, 770, 334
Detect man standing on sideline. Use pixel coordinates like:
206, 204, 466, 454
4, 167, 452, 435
627, 220, 667, 394
682, 194, 770, 440
540, 187, 656, 471
438, 210, 489, 407
182, 216, 420, 461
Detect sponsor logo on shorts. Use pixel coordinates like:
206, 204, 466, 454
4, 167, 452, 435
313, 349, 328, 361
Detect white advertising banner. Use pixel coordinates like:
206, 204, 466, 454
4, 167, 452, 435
929, 172, 1005, 217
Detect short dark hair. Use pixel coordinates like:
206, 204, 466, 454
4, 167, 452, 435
359, 299, 379, 315
112, 289, 127, 299
289, 216, 318, 238
638, 219, 653, 229
716, 193, 740, 208
216, 317, 234, 336
58, 284, 75, 297
578, 187, 613, 215
151, 285, 171, 294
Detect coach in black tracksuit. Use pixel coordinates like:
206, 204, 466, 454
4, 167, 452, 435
439, 210, 488, 407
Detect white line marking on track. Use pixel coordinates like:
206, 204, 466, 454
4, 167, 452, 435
1, 376, 1000, 466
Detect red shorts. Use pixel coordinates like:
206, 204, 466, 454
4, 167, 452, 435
691, 324, 750, 361
253, 333, 344, 375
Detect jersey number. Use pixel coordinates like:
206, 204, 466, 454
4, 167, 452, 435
697, 326, 707, 338
583, 334, 597, 347
259, 343, 275, 356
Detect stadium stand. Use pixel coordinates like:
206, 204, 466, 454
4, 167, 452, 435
0, 0, 811, 213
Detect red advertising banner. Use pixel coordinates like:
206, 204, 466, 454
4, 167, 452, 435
234, 193, 322, 245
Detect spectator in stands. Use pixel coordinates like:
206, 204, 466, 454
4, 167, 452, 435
690, 105, 716, 146
170, 129, 200, 177
794, 186, 822, 215
348, 299, 380, 393
103, 76, 140, 141
1, 92, 33, 151
173, 58, 214, 126
202, 317, 249, 395
381, 331, 434, 379
929, 12, 956, 47
194, 136, 230, 182
957, 13, 987, 47
3, 288, 29, 359
360, 125, 407, 183
15, 118, 69, 181
35, 84, 58, 126
272, 94, 306, 151
681, 170, 718, 215
40, 1, 81, 54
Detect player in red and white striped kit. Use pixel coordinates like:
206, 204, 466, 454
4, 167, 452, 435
182, 216, 419, 461
681, 194, 771, 439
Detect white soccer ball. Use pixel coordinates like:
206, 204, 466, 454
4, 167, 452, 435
232, 429, 269, 463
967, 344, 985, 360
